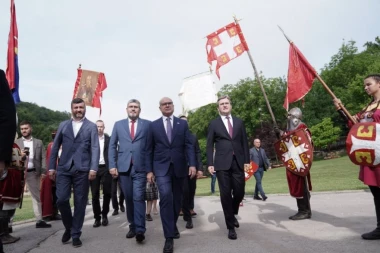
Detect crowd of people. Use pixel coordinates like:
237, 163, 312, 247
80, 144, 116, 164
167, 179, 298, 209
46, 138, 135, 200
1, 69, 380, 253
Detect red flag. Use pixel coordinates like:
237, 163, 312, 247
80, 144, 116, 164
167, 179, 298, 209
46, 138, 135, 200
283, 43, 316, 111
73, 68, 107, 114
206, 22, 249, 79
6, 0, 20, 103
244, 161, 259, 181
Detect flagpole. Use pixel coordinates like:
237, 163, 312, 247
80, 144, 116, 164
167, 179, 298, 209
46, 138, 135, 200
278, 26, 357, 124
234, 16, 278, 127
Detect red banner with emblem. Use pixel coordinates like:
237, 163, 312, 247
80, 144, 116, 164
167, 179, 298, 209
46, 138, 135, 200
244, 161, 258, 181
346, 122, 380, 167
274, 128, 313, 176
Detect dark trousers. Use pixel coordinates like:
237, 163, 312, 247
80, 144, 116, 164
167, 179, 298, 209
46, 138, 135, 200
296, 177, 311, 214
253, 168, 266, 197
111, 178, 125, 211
189, 177, 196, 210
90, 166, 112, 221
56, 169, 89, 239
156, 165, 185, 238
182, 176, 192, 221
216, 157, 245, 229
119, 166, 146, 234
369, 186, 380, 228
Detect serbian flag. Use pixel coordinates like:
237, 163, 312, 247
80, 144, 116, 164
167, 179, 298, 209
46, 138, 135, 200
283, 43, 317, 111
6, 0, 20, 104
72, 68, 107, 114
206, 22, 249, 79
244, 161, 259, 181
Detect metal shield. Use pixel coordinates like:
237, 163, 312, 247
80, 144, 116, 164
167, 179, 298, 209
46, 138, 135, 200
346, 122, 380, 167
274, 128, 313, 176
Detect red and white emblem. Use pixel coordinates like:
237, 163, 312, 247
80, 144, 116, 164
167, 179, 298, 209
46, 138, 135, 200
274, 128, 313, 176
346, 122, 380, 166
244, 161, 258, 181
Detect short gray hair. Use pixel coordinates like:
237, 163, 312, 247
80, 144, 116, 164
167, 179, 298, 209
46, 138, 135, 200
127, 99, 141, 108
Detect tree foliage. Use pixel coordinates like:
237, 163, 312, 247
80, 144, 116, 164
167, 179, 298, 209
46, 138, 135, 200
310, 118, 342, 150
16, 102, 70, 145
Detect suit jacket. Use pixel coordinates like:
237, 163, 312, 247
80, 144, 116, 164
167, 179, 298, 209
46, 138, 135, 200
102, 135, 110, 168
15, 137, 46, 176
109, 118, 150, 173
49, 118, 100, 172
189, 133, 203, 172
206, 116, 249, 171
249, 147, 270, 170
145, 116, 196, 177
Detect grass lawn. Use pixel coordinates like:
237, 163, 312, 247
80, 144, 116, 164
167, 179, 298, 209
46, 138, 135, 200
195, 156, 368, 196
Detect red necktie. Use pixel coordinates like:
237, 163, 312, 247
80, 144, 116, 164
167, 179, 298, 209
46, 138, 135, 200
226, 116, 233, 138
131, 120, 135, 140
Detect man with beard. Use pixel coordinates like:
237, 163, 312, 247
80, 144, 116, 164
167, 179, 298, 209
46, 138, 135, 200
48, 98, 99, 247
275, 107, 312, 220
206, 95, 250, 240
16, 121, 51, 228
109, 99, 150, 243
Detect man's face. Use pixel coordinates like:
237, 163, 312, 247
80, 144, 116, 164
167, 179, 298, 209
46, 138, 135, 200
254, 139, 261, 148
127, 102, 141, 120
20, 124, 32, 138
218, 98, 232, 116
96, 122, 105, 136
71, 102, 86, 120
159, 98, 174, 117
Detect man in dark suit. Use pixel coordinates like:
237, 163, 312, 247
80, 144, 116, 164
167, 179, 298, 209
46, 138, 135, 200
90, 120, 112, 227
145, 97, 196, 253
48, 98, 100, 248
206, 95, 249, 240
109, 99, 150, 243
250, 138, 271, 201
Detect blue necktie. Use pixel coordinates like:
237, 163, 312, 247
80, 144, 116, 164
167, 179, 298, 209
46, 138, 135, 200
166, 118, 172, 143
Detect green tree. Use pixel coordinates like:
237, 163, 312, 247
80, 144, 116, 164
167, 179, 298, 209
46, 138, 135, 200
310, 118, 341, 151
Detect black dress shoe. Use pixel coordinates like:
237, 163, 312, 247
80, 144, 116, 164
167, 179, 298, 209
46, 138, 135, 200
163, 238, 174, 253
228, 229, 237, 240
120, 205, 125, 212
136, 232, 145, 243
36, 220, 52, 228
72, 238, 82, 248
62, 230, 71, 244
93, 220, 101, 228
362, 228, 380, 240
146, 214, 153, 221
126, 230, 136, 238
102, 216, 108, 226
1, 234, 20, 244
173, 227, 180, 239
112, 210, 119, 216
233, 217, 240, 228
186, 220, 193, 229
263, 196, 268, 201
253, 196, 262, 200
52, 214, 62, 220
291, 212, 311, 220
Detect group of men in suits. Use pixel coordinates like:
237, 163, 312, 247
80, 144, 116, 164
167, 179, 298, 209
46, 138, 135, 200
43, 94, 250, 253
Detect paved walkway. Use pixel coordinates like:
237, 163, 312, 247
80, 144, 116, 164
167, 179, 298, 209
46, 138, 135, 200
5, 191, 380, 253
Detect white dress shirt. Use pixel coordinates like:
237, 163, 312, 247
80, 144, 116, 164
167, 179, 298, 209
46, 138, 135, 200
98, 135, 105, 165
72, 117, 85, 137
162, 115, 173, 133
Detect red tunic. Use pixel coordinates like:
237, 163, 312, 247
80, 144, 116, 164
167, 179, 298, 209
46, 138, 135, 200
284, 123, 313, 198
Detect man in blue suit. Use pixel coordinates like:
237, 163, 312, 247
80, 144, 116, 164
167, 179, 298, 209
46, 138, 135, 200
145, 97, 196, 253
250, 138, 271, 201
109, 99, 150, 243
49, 98, 100, 248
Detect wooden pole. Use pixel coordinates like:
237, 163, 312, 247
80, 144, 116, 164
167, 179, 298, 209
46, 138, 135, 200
234, 16, 278, 127
278, 26, 357, 124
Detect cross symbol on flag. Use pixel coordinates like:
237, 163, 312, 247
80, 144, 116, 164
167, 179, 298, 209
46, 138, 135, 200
206, 22, 249, 79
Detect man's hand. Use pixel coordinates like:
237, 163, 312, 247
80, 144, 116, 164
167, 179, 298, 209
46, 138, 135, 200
147, 172, 154, 183
208, 166, 215, 175
189, 166, 196, 179
197, 170, 203, 179
49, 170, 56, 181
268, 166, 272, 171
109, 168, 118, 178
88, 171, 97, 181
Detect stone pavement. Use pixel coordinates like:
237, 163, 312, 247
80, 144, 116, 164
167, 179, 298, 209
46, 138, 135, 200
5, 190, 380, 253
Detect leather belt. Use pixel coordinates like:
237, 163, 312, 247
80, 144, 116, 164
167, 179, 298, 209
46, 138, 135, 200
27, 168, 36, 172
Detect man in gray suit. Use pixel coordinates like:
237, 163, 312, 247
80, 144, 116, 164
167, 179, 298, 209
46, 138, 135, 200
16, 120, 51, 228
250, 138, 271, 201
109, 99, 150, 243
48, 98, 99, 248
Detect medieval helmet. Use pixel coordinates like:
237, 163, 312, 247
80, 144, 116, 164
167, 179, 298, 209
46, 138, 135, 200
288, 107, 303, 119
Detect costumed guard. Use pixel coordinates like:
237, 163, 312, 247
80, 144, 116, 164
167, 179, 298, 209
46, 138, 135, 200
275, 107, 313, 220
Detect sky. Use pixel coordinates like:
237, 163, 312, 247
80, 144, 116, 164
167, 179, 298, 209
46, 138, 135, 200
0, 0, 379, 134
